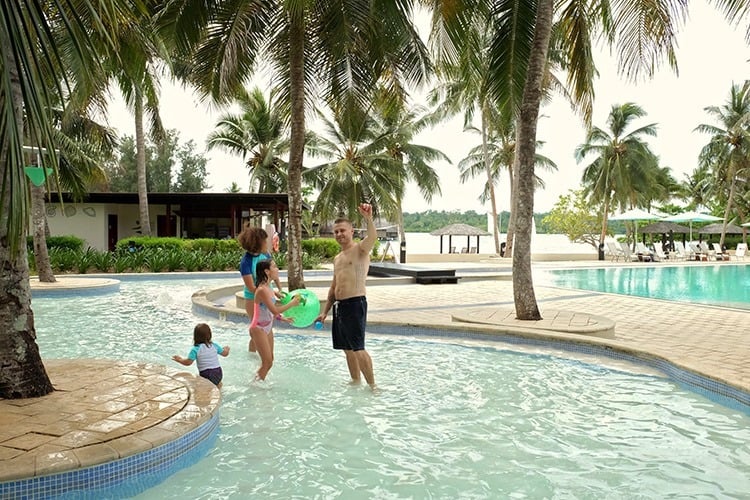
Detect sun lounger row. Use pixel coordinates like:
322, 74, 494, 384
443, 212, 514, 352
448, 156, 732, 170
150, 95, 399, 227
605, 241, 747, 262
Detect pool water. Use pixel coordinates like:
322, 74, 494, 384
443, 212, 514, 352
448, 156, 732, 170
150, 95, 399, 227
33, 277, 750, 498
543, 264, 750, 309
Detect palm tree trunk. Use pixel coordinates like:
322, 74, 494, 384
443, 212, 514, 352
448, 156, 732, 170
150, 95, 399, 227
720, 172, 737, 248
135, 90, 152, 236
396, 200, 406, 263
286, 13, 307, 290
511, 0, 554, 321
0, 32, 53, 398
600, 198, 610, 244
504, 168, 515, 257
31, 184, 55, 282
481, 109, 501, 255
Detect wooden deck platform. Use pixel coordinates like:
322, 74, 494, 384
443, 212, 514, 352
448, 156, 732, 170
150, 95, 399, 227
367, 262, 460, 284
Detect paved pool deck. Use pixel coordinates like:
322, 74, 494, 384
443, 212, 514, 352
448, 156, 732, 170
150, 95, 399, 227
4, 259, 749, 491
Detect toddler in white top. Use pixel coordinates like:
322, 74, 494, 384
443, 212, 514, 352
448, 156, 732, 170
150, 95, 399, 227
173, 323, 230, 388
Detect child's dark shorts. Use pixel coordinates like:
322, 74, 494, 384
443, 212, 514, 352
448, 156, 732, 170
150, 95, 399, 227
332, 296, 367, 351
199, 367, 223, 386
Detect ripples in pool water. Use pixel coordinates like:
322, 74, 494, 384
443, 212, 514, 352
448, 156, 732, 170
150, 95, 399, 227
31, 278, 750, 498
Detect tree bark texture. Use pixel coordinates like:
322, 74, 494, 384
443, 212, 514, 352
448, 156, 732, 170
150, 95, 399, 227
135, 91, 152, 236
0, 32, 54, 398
31, 184, 56, 282
511, 0, 554, 321
481, 111, 501, 255
286, 14, 307, 290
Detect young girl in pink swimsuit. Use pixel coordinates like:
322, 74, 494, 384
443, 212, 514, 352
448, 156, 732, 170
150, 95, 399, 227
250, 260, 300, 381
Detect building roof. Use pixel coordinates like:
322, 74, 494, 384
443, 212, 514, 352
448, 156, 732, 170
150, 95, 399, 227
47, 192, 309, 216
429, 223, 490, 236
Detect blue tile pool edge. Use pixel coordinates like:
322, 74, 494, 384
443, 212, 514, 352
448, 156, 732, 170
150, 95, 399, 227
0, 411, 220, 499
366, 324, 750, 415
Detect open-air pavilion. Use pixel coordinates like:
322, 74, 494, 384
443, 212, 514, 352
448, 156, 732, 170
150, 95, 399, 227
429, 223, 490, 254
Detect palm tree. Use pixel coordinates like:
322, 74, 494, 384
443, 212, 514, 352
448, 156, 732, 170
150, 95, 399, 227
207, 87, 290, 193
162, 0, 430, 289
76, 1, 167, 236
29, 107, 115, 283
457, 115, 557, 257
433, 0, 690, 319
695, 81, 750, 248
305, 106, 401, 224
371, 93, 446, 259
576, 103, 659, 244
0, 0, 138, 398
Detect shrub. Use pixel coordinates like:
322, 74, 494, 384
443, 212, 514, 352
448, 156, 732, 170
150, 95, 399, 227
74, 248, 98, 274
115, 236, 184, 253
28, 235, 85, 252
301, 238, 340, 259
144, 249, 169, 272
91, 251, 114, 273
49, 248, 77, 273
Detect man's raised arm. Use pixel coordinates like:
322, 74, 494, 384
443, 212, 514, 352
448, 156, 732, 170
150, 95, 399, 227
358, 203, 377, 254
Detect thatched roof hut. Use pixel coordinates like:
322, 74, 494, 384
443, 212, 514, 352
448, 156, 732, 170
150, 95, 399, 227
429, 223, 490, 254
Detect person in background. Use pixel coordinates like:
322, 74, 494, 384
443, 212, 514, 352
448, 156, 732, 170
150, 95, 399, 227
238, 223, 283, 351
316, 203, 377, 388
172, 323, 230, 388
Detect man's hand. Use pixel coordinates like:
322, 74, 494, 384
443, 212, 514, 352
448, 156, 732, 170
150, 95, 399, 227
358, 203, 373, 219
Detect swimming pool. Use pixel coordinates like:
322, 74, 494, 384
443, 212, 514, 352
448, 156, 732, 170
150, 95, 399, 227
543, 264, 750, 309
30, 277, 750, 497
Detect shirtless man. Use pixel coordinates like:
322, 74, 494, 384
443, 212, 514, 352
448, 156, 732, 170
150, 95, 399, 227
316, 203, 376, 387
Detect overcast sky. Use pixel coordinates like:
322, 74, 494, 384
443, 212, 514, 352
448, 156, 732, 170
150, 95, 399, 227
106, 0, 750, 214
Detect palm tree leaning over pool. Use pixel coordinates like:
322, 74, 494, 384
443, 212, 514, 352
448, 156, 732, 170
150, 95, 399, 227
576, 103, 660, 246
428, 13, 586, 259
207, 87, 291, 193
695, 81, 750, 249
160, 0, 430, 289
0, 0, 140, 399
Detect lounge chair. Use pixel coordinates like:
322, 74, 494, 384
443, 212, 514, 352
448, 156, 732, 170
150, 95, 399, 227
449, 246, 457, 254
712, 243, 730, 261
635, 242, 655, 262
735, 243, 747, 260
469, 247, 477, 254
690, 242, 707, 261
619, 242, 640, 262
606, 241, 623, 262
652, 243, 668, 261
699, 241, 716, 260
460, 247, 469, 254
673, 241, 690, 260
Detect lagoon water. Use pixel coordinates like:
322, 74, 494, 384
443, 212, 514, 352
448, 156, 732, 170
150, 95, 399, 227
399, 232, 595, 255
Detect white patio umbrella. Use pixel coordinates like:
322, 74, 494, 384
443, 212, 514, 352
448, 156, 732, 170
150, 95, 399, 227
661, 211, 722, 241
609, 208, 662, 248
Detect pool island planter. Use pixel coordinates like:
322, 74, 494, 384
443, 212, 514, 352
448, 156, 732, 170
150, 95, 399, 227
0, 359, 221, 499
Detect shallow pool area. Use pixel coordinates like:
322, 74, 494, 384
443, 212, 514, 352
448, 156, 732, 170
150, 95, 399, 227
25, 276, 750, 497
542, 264, 750, 309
